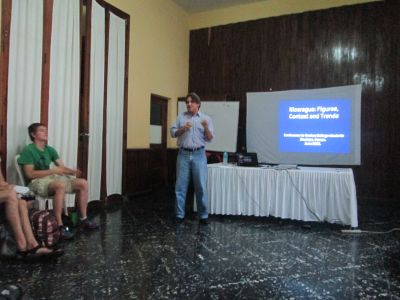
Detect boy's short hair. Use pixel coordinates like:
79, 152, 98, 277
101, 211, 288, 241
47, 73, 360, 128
28, 123, 46, 141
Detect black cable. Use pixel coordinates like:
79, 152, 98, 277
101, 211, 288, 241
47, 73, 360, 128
283, 169, 322, 222
232, 165, 270, 217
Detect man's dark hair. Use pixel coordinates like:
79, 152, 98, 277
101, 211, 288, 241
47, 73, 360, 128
186, 92, 201, 107
28, 123, 46, 141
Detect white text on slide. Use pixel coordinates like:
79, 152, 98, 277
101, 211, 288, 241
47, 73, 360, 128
288, 106, 340, 120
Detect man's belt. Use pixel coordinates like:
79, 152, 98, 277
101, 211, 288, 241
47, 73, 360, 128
180, 146, 205, 152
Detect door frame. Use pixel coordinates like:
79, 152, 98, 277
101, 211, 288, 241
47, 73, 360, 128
80, 0, 130, 199
0, 0, 12, 175
150, 93, 169, 187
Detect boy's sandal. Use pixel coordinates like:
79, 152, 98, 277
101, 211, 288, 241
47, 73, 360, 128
16, 245, 64, 261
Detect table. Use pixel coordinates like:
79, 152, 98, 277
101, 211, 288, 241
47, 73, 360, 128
206, 164, 358, 227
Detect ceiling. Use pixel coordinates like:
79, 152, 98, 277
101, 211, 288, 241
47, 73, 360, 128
171, 0, 268, 13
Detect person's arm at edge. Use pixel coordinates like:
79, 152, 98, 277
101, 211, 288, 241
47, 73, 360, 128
0, 168, 9, 190
0, 168, 5, 183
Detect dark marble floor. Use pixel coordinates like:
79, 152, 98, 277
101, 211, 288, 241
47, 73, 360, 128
1, 191, 400, 299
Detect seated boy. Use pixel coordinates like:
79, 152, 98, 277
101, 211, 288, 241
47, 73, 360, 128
18, 123, 98, 240
0, 160, 62, 260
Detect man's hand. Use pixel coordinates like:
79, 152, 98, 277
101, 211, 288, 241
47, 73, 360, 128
201, 119, 213, 141
183, 122, 192, 130
201, 119, 209, 129
175, 122, 192, 137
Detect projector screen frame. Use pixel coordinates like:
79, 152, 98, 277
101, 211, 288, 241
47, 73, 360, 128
246, 85, 362, 166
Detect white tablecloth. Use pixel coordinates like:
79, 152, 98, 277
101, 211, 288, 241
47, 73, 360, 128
207, 164, 358, 227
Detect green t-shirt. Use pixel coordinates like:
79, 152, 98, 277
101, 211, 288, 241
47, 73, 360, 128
18, 143, 59, 171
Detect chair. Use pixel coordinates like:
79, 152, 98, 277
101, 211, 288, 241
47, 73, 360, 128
14, 154, 69, 214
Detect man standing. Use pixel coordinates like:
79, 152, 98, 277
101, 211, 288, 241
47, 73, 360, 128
170, 93, 214, 225
18, 123, 98, 240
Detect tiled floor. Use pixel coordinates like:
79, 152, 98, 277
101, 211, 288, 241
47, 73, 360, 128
1, 191, 400, 299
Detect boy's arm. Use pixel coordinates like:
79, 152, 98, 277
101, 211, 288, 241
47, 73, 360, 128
23, 164, 65, 179
54, 159, 82, 177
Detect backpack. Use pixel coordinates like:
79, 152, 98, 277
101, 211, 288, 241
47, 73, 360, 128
30, 210, 60, 248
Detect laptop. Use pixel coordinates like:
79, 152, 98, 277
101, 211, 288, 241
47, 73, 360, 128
236, 152, 259, 167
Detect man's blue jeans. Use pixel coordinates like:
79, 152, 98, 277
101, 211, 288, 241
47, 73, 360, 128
175, 148, 208, 219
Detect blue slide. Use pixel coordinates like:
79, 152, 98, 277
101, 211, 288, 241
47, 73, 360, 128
279, 99, 351, 153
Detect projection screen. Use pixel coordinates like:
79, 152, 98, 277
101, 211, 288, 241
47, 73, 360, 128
247, 85, 362, 165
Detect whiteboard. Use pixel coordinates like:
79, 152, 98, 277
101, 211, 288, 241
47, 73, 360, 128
178, 101, 239, 152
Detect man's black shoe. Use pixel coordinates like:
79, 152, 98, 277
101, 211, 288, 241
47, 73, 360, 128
199, 218, 209, 225
175, 217, 185, 224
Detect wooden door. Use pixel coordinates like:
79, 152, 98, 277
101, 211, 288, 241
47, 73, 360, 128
149, 94, 168, 188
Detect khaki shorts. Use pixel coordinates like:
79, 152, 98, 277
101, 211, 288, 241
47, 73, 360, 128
28, 175, 76, 197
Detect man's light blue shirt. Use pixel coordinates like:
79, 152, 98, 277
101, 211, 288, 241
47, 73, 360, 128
170, 111, 214, 149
